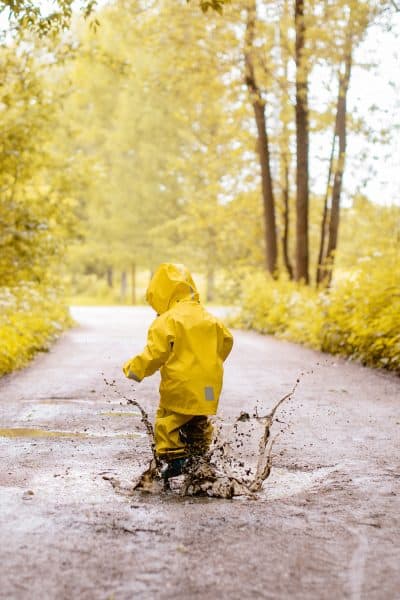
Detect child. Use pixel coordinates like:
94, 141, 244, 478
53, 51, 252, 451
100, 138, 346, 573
122, 263, 233, 480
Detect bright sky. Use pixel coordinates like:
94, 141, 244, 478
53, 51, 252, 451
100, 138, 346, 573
343, 16, 400, 206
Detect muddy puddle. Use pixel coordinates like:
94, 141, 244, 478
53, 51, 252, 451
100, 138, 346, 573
99, 411, 141, 417
0, 427, 145, 440
259, 465, 337, 500
32, 398, 135, 407
18, 398, 141, 422
102, 375, 315, 500
0, 428, 86, 439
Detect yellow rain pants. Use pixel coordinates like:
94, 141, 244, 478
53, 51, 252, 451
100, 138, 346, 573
155, 407, 213, 458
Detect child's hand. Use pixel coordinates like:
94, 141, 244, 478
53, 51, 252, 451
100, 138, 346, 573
122, 360, 141, 382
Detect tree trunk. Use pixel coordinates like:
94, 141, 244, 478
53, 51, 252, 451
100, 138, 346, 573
131, 263, 136, 305
279, 6, 294, 280
281, 158, 294, 279
295, 0, 310, 284
206, 263, 215, 303
319, 43, 352, 285
316, 134, 336, 286
106, 266, 113, 288
244, 0, 278, 276
120, 270, 127, 302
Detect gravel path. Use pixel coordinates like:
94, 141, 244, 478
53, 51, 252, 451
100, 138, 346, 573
0, 306, 399, 600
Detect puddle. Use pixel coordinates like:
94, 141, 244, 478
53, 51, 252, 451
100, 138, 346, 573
36, 397, 86, 404
36, 398, 135, 406
104, 463, 338, 502
102, 375, 307, 499
112, 433, 145, 439
100, 411, 141, 417
0, 428, 86, 439
38, 399, 87, 405
0, 428, 145, 440
259, 466, 338, 500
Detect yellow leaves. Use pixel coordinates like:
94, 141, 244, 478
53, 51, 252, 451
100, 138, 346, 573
0, 284, 72, 376
0, 43, 76, 374
234, 249, 400, 372
321, 251, 400, 369
4, 0, 96, 36
187, 0, 229, 15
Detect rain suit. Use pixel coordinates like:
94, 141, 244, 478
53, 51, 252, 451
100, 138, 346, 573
122, 263, 233, 457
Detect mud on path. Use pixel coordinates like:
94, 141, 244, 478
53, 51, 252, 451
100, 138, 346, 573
0, 306, 399, 600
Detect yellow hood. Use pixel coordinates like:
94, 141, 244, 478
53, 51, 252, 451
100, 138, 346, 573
146, 263, 200, 314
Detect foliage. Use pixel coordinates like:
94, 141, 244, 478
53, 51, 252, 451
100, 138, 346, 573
232, 272, 324, 347
197, 0, 228, 14
0, 41, 85, 375
58, 0, 398, 300
61, 0, 251, 301
0, 284, 72, 376
233, 248, 400, 372
1, 0, 398, 377
1, 0, 227, 37
1, 0, 97, 36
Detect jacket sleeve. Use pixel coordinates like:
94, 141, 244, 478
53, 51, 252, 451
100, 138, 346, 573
122, 315, 174, 382
218, 321, 234, 361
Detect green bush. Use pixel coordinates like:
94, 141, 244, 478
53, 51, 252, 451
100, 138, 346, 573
0, 284, 72, 376
233, 251, 400, 373
321, 251, 400, 371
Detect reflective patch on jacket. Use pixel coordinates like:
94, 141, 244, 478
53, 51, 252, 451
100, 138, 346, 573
204, 386, 215, 401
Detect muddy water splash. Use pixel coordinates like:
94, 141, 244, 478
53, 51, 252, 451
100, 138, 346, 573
103, 374, 303, 499
250, 383, 299, 493
102, 375, 163, 493
181, 378, 301, 498
102, 376, 155, 450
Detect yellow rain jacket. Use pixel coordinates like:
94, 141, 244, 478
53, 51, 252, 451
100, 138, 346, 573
123, 263, 233, 416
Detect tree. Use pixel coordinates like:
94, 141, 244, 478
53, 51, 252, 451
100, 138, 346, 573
316, 35, 352, 285
0, 43, 81, 288
316, 1, 373, 286
278, 0, 294, 280
294, 0, 310, 283
244, 0, 278, 276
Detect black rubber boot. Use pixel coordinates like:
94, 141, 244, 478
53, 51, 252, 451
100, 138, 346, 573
160, 457, 188, 481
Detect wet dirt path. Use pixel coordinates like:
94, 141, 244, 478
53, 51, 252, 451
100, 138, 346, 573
0, 306, 399, 600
